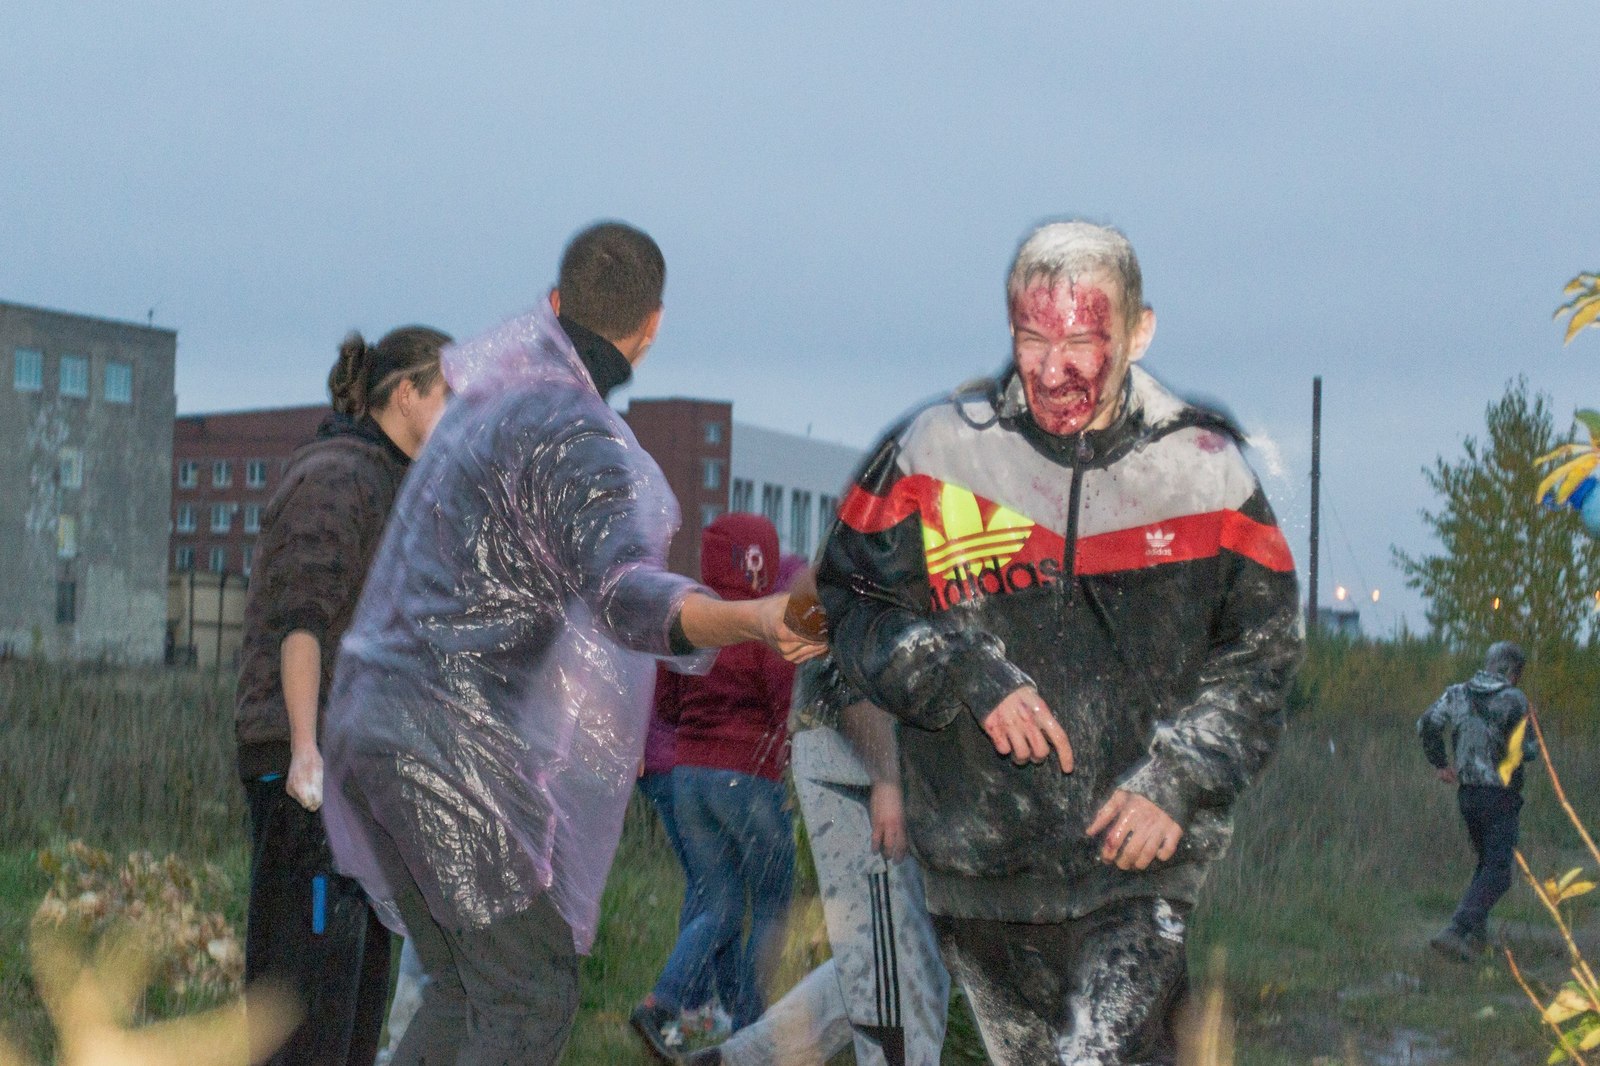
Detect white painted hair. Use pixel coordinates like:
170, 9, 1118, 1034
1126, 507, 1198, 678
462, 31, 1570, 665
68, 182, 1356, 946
1006, 220, 1144, 328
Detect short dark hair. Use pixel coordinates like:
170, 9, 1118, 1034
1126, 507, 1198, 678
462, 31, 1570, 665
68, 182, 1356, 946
1485, 641, 1526, 681
556, 221, 665, 341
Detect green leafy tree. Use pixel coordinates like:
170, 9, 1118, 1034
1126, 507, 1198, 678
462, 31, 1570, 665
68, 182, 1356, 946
1393, 378, 1600, 659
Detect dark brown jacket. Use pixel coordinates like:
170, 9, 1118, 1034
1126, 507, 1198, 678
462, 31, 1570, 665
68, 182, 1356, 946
234, 414, 410, 780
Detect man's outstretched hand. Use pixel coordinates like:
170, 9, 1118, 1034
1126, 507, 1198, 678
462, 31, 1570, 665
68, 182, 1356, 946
754, 593, 826, 663
1087, 790, 1182, 871
678, 590, 826, 663
981, 686, 1073, 772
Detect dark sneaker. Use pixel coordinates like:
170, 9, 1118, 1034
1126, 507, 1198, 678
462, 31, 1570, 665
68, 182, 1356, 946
630, 1001, 679, 1062
1430, 926, 1477, 963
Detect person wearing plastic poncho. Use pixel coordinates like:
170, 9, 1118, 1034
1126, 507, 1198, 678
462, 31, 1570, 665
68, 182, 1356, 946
321, 222, 820, 1066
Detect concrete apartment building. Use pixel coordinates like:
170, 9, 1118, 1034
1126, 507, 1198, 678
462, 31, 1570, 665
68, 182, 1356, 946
729, 421, 860, 561
0, 300, 176, 662
621, 400, 862, 575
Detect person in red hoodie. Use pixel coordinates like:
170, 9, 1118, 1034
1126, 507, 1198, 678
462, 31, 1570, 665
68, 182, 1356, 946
632, 514, 798, 1060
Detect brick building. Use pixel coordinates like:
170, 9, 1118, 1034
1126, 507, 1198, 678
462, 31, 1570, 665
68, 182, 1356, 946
170, 404, 330, 579
622, 398, 733, 578
165, 396, 861, 602
1, 300, 176, 662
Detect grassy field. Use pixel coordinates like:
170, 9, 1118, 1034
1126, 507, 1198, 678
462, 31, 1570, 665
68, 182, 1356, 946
3, 639, 1599, 1063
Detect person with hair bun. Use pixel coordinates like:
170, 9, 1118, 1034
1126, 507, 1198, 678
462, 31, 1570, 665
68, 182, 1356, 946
235, 324, 452, 1066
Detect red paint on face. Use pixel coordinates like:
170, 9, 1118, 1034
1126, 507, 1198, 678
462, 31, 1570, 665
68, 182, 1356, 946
1011, 282, 1122, 436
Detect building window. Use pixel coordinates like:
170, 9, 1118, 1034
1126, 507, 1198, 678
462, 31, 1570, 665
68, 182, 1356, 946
13, 348, 43, 392
57, 515, 78, 559
175, 546, 195, 571
60, 355, 89, 399
246, 459, 268, 488
59, 448, 83, 490
704, 421, 723, 445
731, 478, 753, 512
760, 483, 784, 527
105, 361, 133, 404
243, 503, 262, 534
176, 504, 197, 533
819, 494, 839, 544
56, 581, 76, 625
790, 491, 813, 556
177, 460, 198, 489
700, 504, 722, 528
212, 460, 232, 488
242, 544, 255, 576
211, 503, 233, 533
209, 546, 228, 573
702, 458, 723, 491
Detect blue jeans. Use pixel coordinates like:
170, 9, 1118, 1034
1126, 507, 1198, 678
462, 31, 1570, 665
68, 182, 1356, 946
651, 767, 796, 1029
638, 770, 733, 1011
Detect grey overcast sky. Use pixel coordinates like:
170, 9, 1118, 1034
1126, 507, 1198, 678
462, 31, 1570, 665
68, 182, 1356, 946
4, 2, 1596, 634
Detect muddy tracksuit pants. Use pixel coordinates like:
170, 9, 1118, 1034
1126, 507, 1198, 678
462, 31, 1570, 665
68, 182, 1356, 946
245, 778, 393, 1066
934, 898, 1190, 1066
718, 727, 949, 1066
1450, 784, 1522, 939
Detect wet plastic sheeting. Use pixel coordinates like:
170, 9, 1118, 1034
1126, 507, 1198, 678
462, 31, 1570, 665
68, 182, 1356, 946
323, 301, 711, 954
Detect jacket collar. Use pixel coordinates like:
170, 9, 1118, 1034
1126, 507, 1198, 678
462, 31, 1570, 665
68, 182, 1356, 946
994, 365, 1239, 467
316, 411, 411, 467
557, 315, 633, 400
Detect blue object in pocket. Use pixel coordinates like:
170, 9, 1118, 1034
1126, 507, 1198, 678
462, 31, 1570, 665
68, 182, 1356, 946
312, 875, 327, 935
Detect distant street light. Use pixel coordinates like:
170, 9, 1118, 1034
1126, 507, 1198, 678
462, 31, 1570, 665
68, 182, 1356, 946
1371, 589, 1381, 603
1335, 585, 1348, 602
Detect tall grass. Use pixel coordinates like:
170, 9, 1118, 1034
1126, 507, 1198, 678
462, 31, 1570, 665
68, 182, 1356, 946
0, 661, 244, 855
1194, 633, 1600, 1063
3, 637, 1599, 1063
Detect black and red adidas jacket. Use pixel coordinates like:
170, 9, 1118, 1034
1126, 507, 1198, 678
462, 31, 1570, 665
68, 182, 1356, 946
817, 365, 1303, 923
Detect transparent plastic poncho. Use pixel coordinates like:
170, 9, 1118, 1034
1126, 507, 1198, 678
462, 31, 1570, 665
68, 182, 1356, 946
322, 301, 711, 953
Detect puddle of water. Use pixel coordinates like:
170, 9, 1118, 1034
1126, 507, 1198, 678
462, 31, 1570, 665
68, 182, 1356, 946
1369, 1027, 1452, 1066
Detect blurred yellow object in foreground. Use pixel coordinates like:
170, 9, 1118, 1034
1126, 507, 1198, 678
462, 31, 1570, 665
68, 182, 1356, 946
0, 926, 297, 1066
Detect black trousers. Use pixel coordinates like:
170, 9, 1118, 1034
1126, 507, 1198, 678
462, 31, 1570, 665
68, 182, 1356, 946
245, 779, 393, 1066
1451, 785, 1523, 939
932, 897, 1190, 1066
384, 858, 580, 1066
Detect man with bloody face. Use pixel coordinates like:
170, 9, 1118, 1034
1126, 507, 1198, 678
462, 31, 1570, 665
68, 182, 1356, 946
816, 221, 1302, 1064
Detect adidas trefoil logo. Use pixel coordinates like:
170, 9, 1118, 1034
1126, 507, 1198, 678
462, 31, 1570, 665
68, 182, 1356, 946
1145, 527, 1175, 557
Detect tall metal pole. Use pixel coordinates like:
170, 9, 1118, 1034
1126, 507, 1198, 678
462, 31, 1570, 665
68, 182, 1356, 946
1309, 377, 1322, 635
216, 571, 228, 673
187, 569, 196, 665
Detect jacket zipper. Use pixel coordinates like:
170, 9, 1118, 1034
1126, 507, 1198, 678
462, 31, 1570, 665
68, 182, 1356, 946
1062, 435, 1092, 598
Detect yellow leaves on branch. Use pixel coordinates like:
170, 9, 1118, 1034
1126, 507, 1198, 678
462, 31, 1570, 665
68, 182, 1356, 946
1557, 272, 1600, 346
1546, 985, 1598, 1026
1545, 867, 1600, 906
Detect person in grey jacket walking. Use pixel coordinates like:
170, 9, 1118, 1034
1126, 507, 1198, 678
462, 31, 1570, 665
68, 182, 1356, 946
1419, 641, 1534, 961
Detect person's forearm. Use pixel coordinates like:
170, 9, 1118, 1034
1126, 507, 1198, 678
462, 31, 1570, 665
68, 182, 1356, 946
281, 630, 322, 753
838, 700, 899, 785
677, 592, 763, 649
